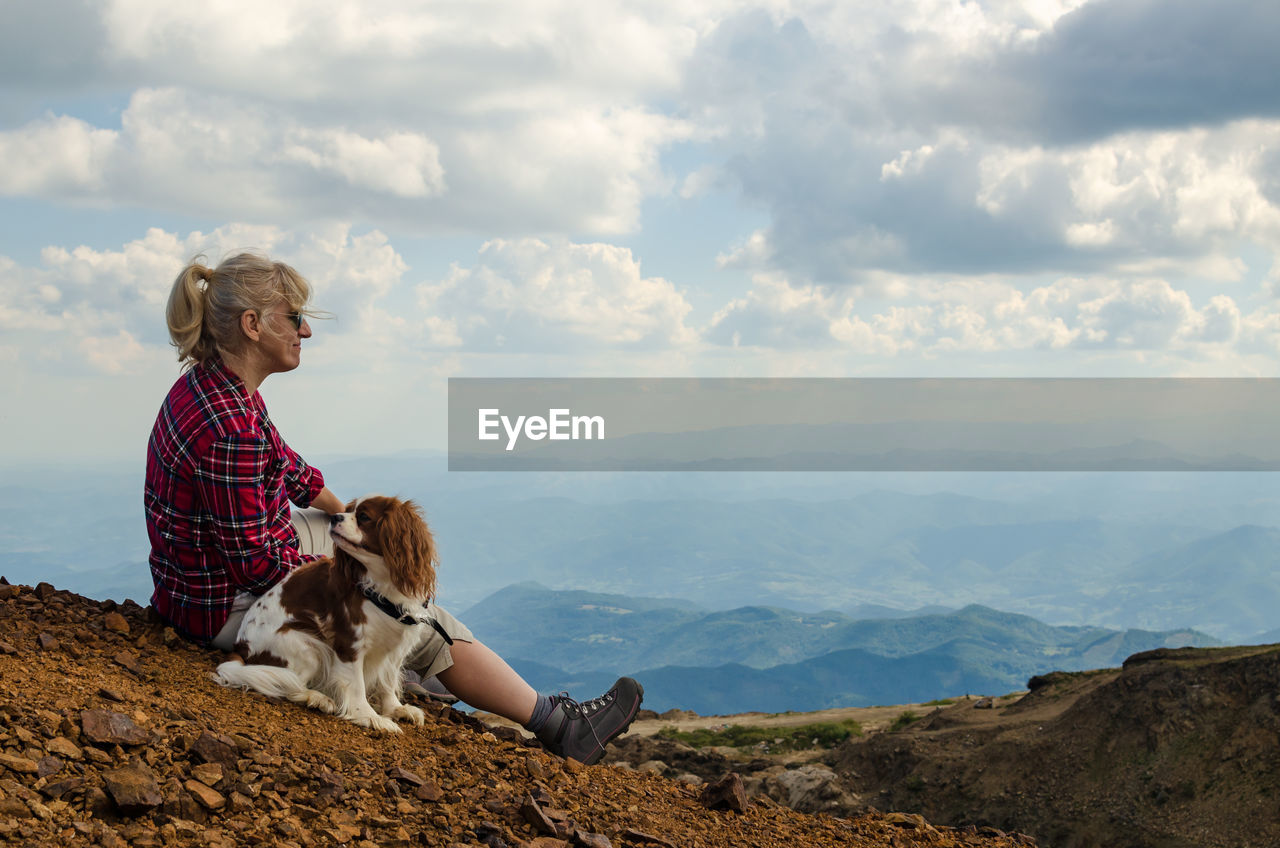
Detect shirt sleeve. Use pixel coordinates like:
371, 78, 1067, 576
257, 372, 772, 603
194, 434, 310, 594
280, 438, 326, 508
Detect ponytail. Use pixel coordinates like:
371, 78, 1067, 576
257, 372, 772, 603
166, 261, 217, 367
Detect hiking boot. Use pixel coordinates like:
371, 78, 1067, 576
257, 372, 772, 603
535, 677, 644, 765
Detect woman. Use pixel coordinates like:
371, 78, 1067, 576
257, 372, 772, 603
144, 252, 641, 764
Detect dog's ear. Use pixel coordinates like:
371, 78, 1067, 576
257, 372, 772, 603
383, 499, 438, 600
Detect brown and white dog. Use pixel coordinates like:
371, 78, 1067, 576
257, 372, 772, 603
214, 496, 439, 733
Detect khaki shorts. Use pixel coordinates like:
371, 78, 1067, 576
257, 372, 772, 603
212, 507, 473, 678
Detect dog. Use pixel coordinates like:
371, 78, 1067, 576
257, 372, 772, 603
214, 495, 439, 733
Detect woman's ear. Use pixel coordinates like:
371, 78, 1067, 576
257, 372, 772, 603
239, 309, 262, 341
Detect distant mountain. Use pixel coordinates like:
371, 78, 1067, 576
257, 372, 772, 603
1248, 628, 1280, 645
843, 602, 956, 619
617, 645, 1013, 714
467, 584, 1218, 713
463, 583, 1213, 672
1094, 525, 1280, 641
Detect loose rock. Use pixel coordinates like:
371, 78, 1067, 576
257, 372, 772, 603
191, 762, 224, 787
190, 730, 239, 765
0, 753, 39, 775
184, 779, 227, 811
46, 736, 83, 760
81, 709, 150, 746
699, 772, 748, 813
102, 761, 163, 815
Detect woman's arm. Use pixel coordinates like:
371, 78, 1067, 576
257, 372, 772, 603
310, 486, 344, 515
194, 434, 309, 594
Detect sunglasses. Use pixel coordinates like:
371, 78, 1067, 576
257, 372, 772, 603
285, 311, 304, 330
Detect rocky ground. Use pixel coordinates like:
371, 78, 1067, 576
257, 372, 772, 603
603, 647, 1280, 848
0, 578, 1034, 848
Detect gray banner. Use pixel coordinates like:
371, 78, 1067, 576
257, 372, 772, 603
447, 378, 1280, 471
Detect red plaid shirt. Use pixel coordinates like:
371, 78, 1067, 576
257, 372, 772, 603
144, 357, 326, 642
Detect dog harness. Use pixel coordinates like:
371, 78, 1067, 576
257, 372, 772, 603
359, 585, 454, 645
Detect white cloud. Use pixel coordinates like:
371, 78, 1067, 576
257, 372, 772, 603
80, 329, 148, 375
982, 123, 1280, 251
680, 4, 1280, 283
0, 116, 118, 195
707, 274, 863, 350
0, 86, 687, 235
0, 89, 448, 219
287, 224, 407, 311
93, 0, 711, 105
704, 272, 1267, 360
415, 238, 696, 351
283, 129, 444, 198
0, 1, 706, 234
6, 0, 1279, 283
3, 1, 1280, 388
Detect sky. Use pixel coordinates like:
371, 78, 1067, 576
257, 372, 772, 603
3, 0, 1280, 465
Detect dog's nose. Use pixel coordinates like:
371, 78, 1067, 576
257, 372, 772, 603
329, 513, 341, 527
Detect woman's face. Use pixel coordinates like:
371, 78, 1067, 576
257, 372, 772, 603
260, 305, 312, 374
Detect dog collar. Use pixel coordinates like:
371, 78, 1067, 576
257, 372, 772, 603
360, 586, 454, 644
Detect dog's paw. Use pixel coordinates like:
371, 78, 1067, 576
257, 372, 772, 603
305, 691, 337, 713
390, 704, 425, 726
351, 713, 402, 734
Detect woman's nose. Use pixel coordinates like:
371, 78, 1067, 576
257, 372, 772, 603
300, 318, 312, 338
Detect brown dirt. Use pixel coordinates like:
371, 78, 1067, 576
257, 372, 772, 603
0, 579, 1033, 848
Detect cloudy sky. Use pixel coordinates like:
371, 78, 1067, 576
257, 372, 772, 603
3, 0, 1279, 464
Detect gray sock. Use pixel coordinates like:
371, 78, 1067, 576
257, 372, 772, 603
524, 693, 556, 732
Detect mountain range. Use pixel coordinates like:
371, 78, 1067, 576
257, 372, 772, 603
461, 583, 1217, 713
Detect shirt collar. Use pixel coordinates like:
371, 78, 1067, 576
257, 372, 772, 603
204, 356, 259, 402
203, 356, 262, 409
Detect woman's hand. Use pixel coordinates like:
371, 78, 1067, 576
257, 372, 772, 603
311, 486, 345, 515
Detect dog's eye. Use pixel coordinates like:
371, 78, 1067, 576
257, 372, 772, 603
356, 509, 369, 523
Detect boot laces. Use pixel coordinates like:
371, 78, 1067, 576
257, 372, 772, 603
555, 688, 615, 719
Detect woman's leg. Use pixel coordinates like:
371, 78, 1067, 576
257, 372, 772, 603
290, 507, 335, 557
413, 615, 644, 764
436, 638, 537, 724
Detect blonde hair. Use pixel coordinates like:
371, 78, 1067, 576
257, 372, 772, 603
166, 252, 313, 368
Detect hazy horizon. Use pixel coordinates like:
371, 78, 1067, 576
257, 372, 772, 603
4, 455, 1277, 644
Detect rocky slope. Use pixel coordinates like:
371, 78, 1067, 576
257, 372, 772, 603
828, 645, 1280, 848
0, 579, 1031, 848
607, 646, 1280, 848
